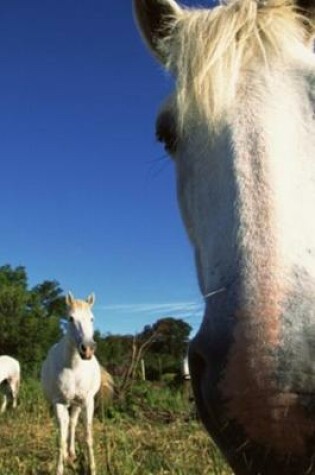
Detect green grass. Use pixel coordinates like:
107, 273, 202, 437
0, 379, 232, 474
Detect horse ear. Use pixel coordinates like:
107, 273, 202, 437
86, 293, 96, 307
65, 291, 75, 307
133, 0, 182, 64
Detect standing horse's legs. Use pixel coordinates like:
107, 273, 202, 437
9, 377, 19, 409
0, 380, 11, 413
84, 396, 96, 475
68, 404, 81, 461
55, 403, 70, 475
0, 394, 7, 413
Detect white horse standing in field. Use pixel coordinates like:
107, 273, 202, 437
41, 292, 101, 475
134, 0, 315, 474
0, 355, 20, 413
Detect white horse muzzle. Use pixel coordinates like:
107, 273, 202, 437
79, 341, 96, 360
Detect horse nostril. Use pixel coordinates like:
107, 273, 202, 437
79, 342, 96, 359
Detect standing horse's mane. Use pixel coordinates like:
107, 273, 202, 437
160, 0, 313, 131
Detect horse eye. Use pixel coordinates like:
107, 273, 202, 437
69, 316, 74, 323
156, 110, 178, 156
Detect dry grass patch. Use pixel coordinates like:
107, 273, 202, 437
0, 379, 231, 475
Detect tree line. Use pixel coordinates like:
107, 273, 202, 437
0, 265, 192, 380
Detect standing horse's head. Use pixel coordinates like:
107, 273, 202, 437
65, 292, 97, 360
134, 1, 315, 473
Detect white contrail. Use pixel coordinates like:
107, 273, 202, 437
94, 301, 205, 335
97, 301, 203, 316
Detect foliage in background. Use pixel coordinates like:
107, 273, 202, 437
0, 264, 192, 381
0, 265, 64, 374
139, 318, 192, 380
95, 318, 192, 382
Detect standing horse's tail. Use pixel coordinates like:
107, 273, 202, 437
95, 366, 114, 409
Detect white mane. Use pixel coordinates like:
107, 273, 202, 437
160, 0, 313, 131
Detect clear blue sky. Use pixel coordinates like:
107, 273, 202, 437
0, 0, 214, 337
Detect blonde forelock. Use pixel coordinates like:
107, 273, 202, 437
160, 0, 312, 132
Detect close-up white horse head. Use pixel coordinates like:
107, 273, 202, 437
134, 0, 315, 474
65, 291, 96, 360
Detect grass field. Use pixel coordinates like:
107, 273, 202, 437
0, 378, 232, 474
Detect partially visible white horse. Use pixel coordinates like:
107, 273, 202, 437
41, 292, 101, 475
0, 355, 20, 413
